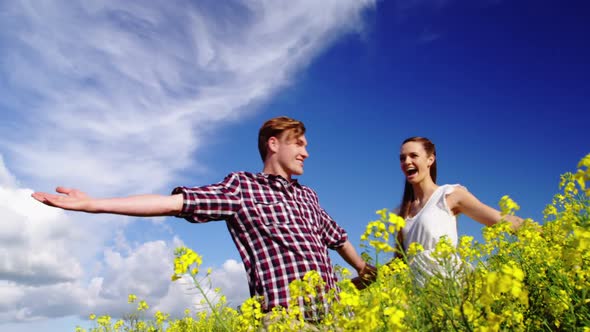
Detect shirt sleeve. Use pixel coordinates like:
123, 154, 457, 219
319, 207, 348, 249
171, 173, 242, 223
308, 189, 348, 249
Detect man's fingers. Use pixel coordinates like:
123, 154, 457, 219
55, 186, 72, 194
43, 196, 59, 207
31, 192, 45, 202
360, 264, 377, 281
31, 192, 76, 210
351, 276, 369, 290
31, 193, 59, 207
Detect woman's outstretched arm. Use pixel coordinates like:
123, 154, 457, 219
447, 186, 524, 230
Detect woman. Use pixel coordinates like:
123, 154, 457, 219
396, 136, 524, 284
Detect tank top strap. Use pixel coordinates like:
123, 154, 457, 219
434, 184, 462, 212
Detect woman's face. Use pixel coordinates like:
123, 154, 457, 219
399, 141, 434, 184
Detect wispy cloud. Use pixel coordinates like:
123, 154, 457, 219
0, 0, 376, 324
1, 0, 375, 195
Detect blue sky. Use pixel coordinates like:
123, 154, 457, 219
0, 0, 588, 331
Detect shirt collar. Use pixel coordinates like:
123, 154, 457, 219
259, 172, 301, 188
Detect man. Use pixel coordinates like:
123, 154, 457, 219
32, 116, 375, 314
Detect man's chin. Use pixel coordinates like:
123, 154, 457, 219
292, 168, 304, 176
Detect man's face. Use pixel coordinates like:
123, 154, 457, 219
274, 132, 309, 177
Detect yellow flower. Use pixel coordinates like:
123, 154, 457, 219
407, 242, 424, 256
154, 310, 169, 324
96, 315, 111, 327
462, 302, 476, 321
578, 153, 590, 168
458, 235, 479, 260
376, 208, 388, 220
499, 195, 520, 216
171, 247, 203, 281
339, 288, 361, 307
543, 204, 558, 218
574, 227, 590, 251
239, 296, 265, 327
113, 319, 124, 330
137, 300, 149, 312
127, 294, 137, 303
388, 212, 405, 231
383, 307, 405, 329
432, 236, 455, 259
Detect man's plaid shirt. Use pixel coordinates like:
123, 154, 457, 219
172, 171, 348, 311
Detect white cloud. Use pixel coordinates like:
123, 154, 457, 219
0, 162, 107, 322
154, 259, 249, 316
0, 153, 248, 323
0, 188, 249, 323
1, 0, 376, 196
0, 185, 85, 286
209, 259, 250, 308
83, 237, 249, 319
0, 156, 17, 188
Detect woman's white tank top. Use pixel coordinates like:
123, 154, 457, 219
402, 184, 459, 250
402, 184, 462, 285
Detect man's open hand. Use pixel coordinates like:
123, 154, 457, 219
31, 187, 93, 212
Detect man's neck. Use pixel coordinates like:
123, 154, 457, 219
262, 163, 291, 180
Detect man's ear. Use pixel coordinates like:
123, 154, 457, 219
267, 136, 279, 154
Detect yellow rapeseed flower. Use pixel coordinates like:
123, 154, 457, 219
113, 319, 124, 330
432, 236, 455, 259
499, 195, 520, 216
458, 235, 478, 260
407, 242, 424, 256
171, 247, 203, 281
96, 315, 111, 327
388, 212, 406, 231
137, 300, 149, 312
383, 307, 405, 329
154, 310, 169, 324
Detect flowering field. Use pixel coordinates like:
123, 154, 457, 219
79, 154, 590, 331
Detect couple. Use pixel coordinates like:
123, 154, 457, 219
32, 116, 524, 314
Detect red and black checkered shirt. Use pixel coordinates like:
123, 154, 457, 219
172, 172, 348, 311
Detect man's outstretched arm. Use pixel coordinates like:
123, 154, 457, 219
32, 186, 183, 217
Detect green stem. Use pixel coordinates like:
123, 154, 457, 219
190, 274, 231, 331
